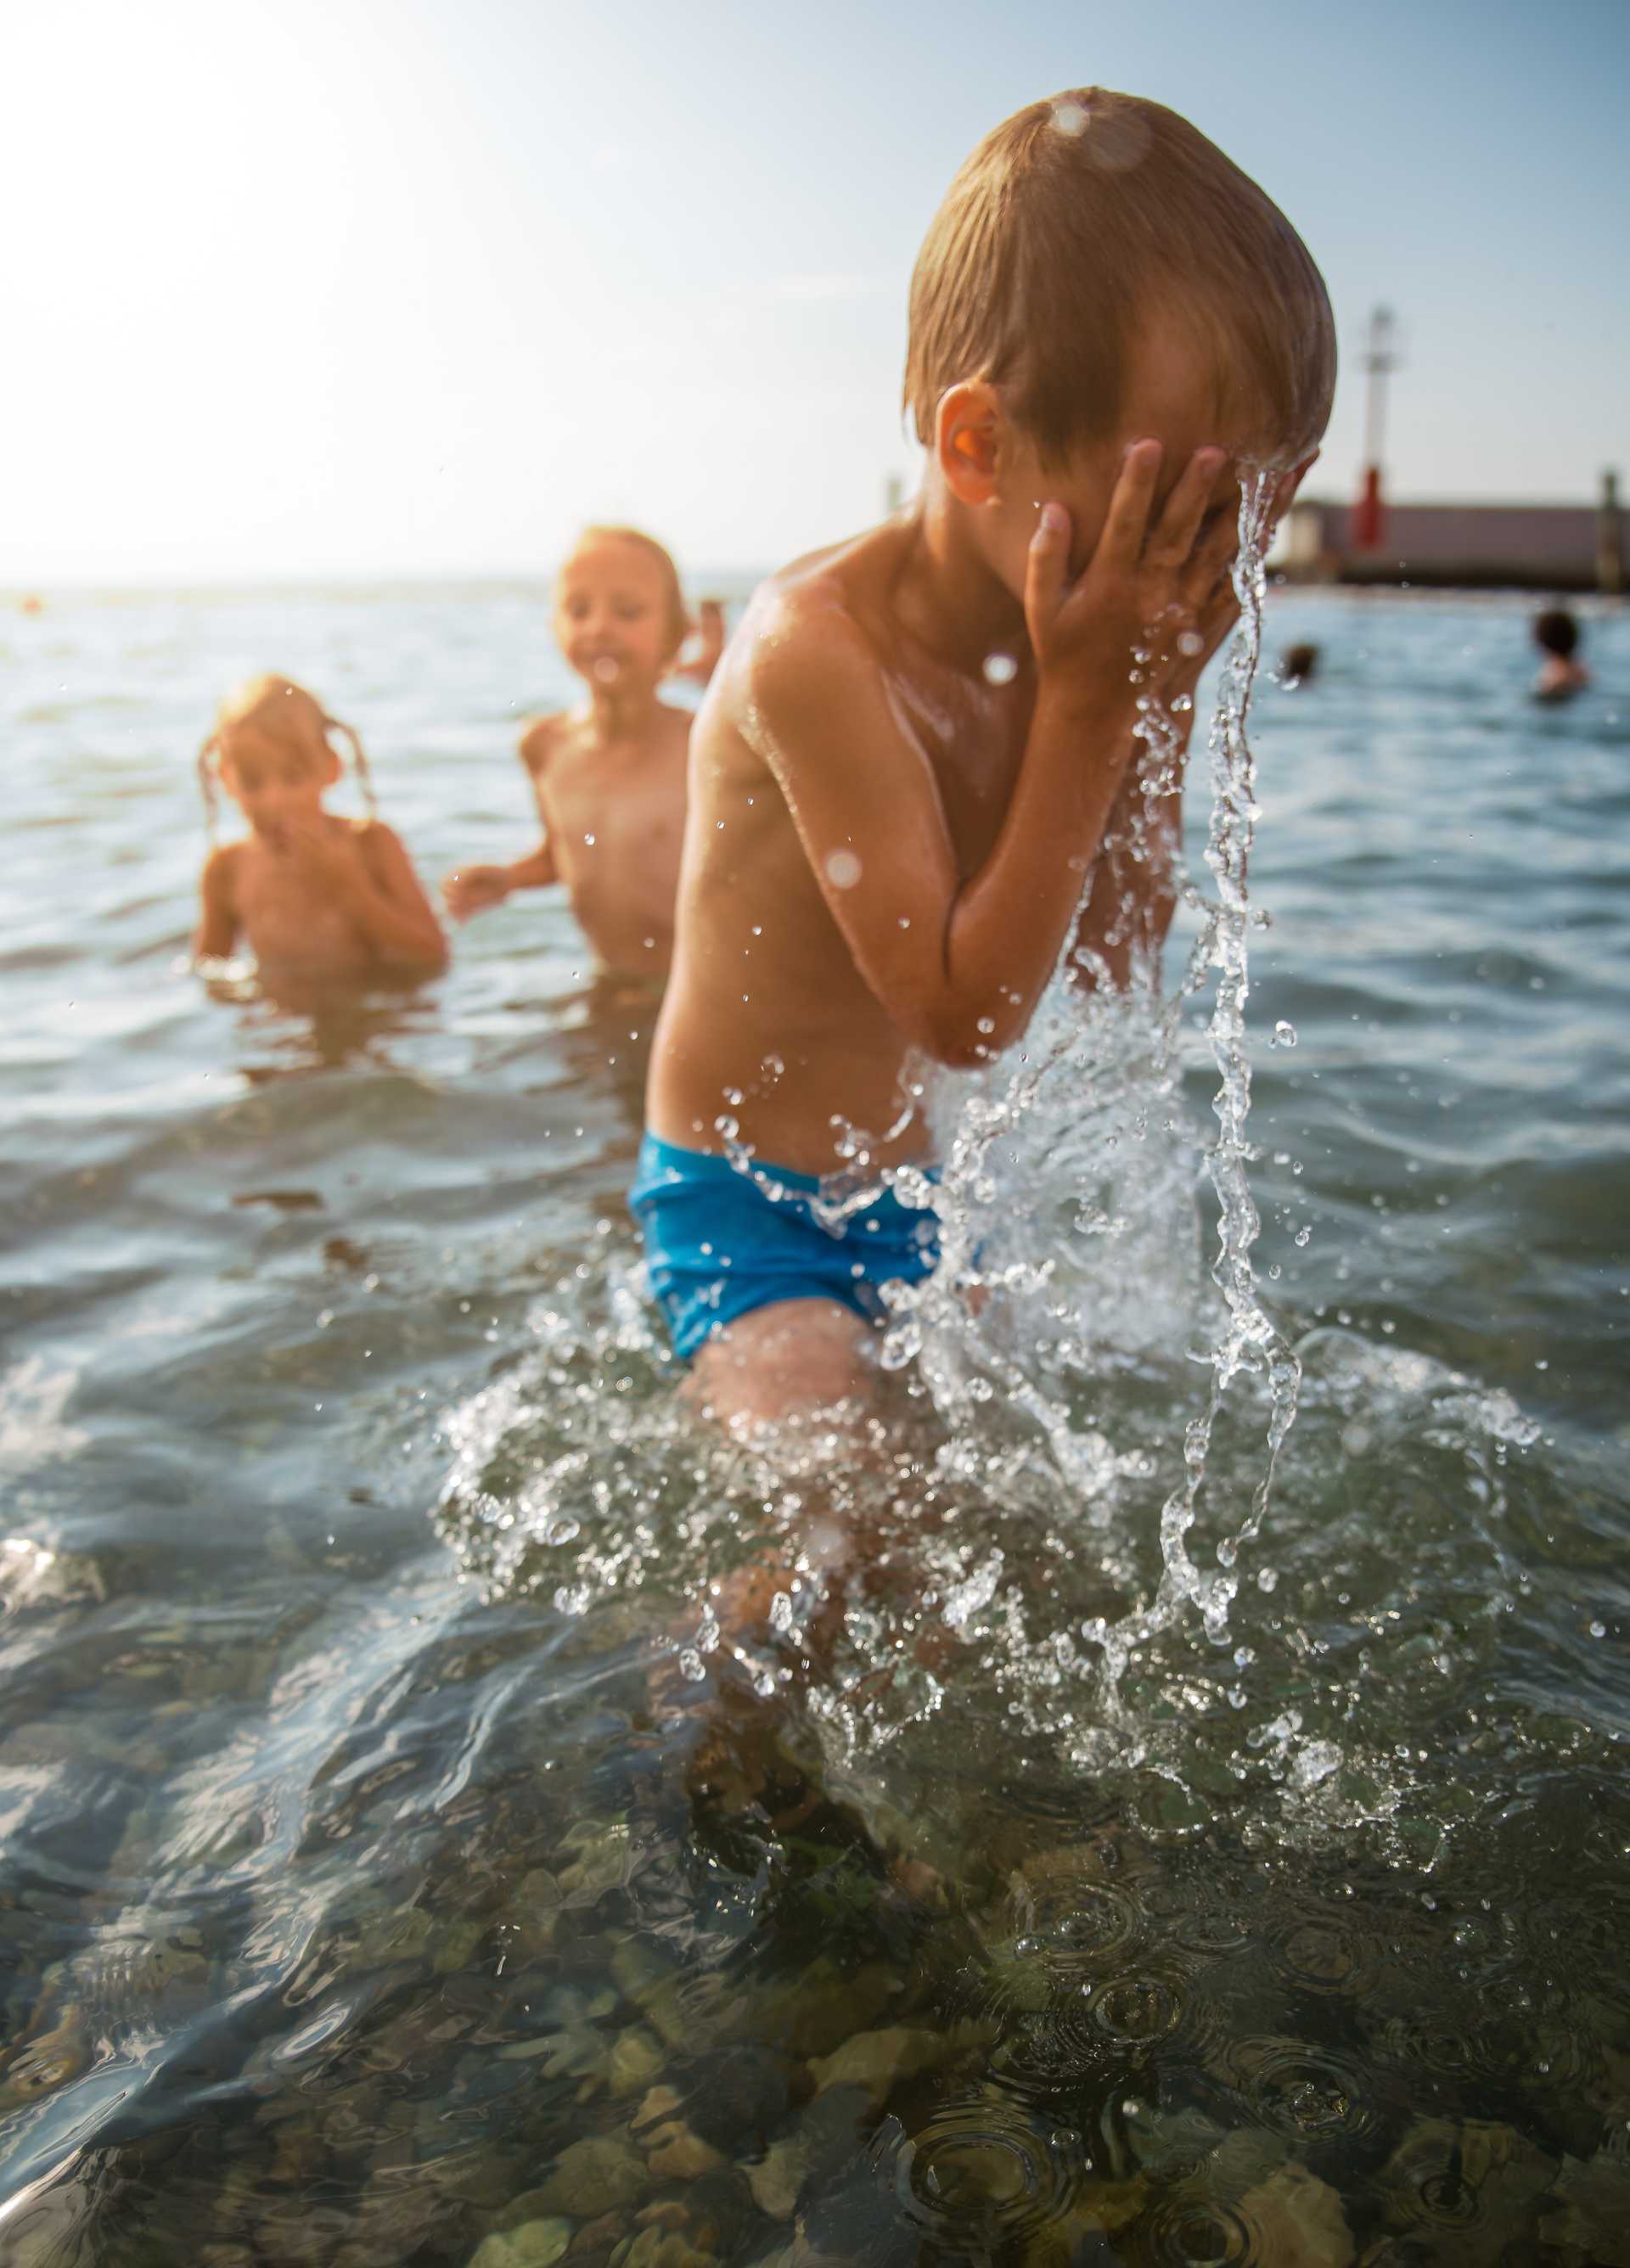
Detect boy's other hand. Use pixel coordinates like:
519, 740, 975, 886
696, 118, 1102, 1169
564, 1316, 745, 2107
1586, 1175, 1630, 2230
670, 598, 727, 688
441, 864, 513, 923
1026, 441, 1239, 714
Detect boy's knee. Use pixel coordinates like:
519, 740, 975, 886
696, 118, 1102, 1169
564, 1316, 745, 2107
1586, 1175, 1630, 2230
689, 1299, 876, 1428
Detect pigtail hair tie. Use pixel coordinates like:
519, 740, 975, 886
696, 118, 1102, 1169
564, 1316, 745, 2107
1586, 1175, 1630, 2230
327, 716, 378, 820
196, 733, 220, 842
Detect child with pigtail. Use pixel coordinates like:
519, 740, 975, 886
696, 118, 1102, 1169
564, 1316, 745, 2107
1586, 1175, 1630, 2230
194, 675, 446, 974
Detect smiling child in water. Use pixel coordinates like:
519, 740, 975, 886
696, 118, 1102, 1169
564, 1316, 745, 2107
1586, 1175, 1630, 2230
637, 89, 1334, 1436
194, 675, 446, 976
442, 527, 723, 983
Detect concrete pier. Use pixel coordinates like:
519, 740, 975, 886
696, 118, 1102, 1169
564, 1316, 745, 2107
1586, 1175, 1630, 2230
1279, 472, 1626, 592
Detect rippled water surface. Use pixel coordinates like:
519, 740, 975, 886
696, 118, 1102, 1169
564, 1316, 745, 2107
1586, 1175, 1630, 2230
4, 584, 1629, 2265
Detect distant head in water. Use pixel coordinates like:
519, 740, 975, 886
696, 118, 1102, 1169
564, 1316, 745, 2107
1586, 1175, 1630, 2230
1283, 642, 1320, 685
1532, 608, 1590, 704
904, 88, 1337, 606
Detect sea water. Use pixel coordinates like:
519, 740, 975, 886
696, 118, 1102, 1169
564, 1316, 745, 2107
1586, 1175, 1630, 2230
3, 574, 1629, 2260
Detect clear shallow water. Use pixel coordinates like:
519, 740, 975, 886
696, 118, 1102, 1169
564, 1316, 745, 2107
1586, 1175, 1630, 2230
3, 584, 1628, 2265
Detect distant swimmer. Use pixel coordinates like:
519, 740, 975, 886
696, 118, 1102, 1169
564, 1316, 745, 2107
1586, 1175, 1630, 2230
194, 675, 447, 978
1282, 641, 1320, 684
1532, 608, 1591, 703
441, 526, 724, 985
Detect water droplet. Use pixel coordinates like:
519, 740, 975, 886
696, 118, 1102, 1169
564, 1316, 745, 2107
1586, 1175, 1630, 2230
1177, 629, 1204, 657
824, 849, 862, 890
982, 651, 1017, 685
1270, 1020, 1297, 1048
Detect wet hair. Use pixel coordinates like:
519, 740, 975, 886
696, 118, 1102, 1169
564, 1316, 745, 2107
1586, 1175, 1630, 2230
904, 88, 1336, 465
563, 525, 689, 655
1533, 608, 1580, 659
197, 673, 376, 840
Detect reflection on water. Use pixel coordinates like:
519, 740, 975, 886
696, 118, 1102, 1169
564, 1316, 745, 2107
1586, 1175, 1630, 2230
3, 582, 1629, 2260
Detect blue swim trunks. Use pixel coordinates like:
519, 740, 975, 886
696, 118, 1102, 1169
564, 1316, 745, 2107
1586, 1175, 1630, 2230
629, 1132, 941, 1361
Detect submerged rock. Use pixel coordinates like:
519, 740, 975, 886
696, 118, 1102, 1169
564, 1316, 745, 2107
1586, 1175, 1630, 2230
604, 2025, 666, 2099
1238, 2162, 1354, 2265
569, 2214, 625, 2256
1537, 2147, 1630, 2265
468, 2222, 575, 2268
1376, 2117, 1556, 2262
747, 2136, 808, 2222
0, 2013, 91, 2109
609, 2232, 716, 2268
641, 2120, 725, 2182
535, 2135, 648, 2217
752, 1957, 900, 2059
807, 2022, 980, 2105
632, 2084, 686, 2135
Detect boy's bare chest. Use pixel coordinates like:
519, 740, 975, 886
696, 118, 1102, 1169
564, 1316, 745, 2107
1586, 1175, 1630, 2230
236, 847, 365, 961
894, 675, 1028, 869
536, 743, 684, 866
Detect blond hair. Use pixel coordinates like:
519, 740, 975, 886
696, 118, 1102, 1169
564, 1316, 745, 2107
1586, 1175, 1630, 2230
198, 672, 374, 839
565, 525, 689, 654
904, 89, 1335, 464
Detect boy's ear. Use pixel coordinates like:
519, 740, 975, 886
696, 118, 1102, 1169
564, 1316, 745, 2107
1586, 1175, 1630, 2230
936, 382, 1003, 505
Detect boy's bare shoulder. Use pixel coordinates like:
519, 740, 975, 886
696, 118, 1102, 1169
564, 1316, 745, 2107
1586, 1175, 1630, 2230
518, 710, 570, 772
739, 525, 904, 721
353, 815, 406, 871
201, 839, 244, 892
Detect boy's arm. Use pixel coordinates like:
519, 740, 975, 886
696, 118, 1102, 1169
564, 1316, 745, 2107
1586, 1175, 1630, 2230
277, 817, 447, 967
1067, 730, 1189, 991
194, 845, 239, 959
506, 716, 562, 885
750, 443, 1237, 1067
352, 822, 449, 968
441, 720, 560, 919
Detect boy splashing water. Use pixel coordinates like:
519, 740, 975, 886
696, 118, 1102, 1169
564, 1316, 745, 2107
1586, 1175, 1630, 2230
637, 90, 1334, 1434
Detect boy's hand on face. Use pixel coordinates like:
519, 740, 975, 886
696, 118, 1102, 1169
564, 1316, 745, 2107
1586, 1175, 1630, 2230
1025, 441, 1239, 717
441, 864, 513, 923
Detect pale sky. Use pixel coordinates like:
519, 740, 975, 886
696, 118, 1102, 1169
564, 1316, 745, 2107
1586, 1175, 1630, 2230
3, 0, 1625, 583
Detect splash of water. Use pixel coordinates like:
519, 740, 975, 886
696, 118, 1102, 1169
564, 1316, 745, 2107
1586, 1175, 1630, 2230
882, 469, 1297, 1678
1137, 466, 1302, 1644
441, 473, 1301, 1733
